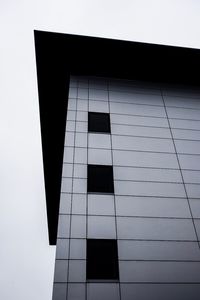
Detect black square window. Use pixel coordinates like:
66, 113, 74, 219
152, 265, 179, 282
87, 164, 114, 193
88, 112, 111, 133
87, 239, 119, 280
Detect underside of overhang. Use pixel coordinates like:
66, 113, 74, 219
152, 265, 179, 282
34, 30, 200, 245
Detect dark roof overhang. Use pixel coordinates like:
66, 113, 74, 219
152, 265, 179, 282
34, 30, 200, 245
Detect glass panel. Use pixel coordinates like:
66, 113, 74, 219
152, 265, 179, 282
66, 120, 75, 132
113, 150, 178, 168
89, 89, 108, 101
75, 133, 87, 148
169, 119, 200, 130
185, 184, 200, 198
112, 135, 174, 153
72, 194, 87, 215
166, 107, 200, 120
68, 284, 85, 300
73, 178, 87, 193
182, 170, 200, 184
88, 194, 115, 215
175, 140, 200, 155
54, 260, 68, 282
110, 102, 166, 117
63, 147, 74, 163
189, 199, 200, 218
88, 216, 116, 239
56, 239, 69, 259
115, 196, 190, 218
62, 163, 73, 178
111, 114, 169, 127
193, 219, 200, 240
77, 99, 88, 111
119, 261, 200, 282
118, 240, 200, 260
120, 283, 200, 300
179, 154, 200, 170
64, 132, 75, 146
114, 181, 185, 197
59, 193, 71, 214
68, 88, 77, 98
78, 88, 88, 99
68, 260, 86, 282
109, 91, 163, 105
114, 166, 182, 182
88, 133, 111, 149
89, 100, 109, 113
57, 215, 70, 238
87, 283, 120, 300
117, 217, 196, 240
70, 239, 86, 259
111, 124, 171, 138
61, 178, 72, 193
172, 128, 200, 140
71, 215, 86, 238
88, 149, 112, 165
74, 148, 87, 164
52, 283, 67, 300
74, 164, 87, 178
76, 121, 88, 133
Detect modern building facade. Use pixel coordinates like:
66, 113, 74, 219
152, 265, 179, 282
52, 75, 200, 300
35, 31, 200, 300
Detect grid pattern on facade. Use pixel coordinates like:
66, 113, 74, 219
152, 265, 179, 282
53, 76, 200, 300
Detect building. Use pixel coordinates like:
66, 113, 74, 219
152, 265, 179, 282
35, 30, 200, 300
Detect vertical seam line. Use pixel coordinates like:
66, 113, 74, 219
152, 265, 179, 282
108, 79, 122, 300
86, 78, 89, 300
66, 78, 78, 299
161, 89, 200, 249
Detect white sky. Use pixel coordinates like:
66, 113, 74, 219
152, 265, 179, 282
1, 1, 200, 299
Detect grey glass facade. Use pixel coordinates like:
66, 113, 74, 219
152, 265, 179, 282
52, 76, 200, 300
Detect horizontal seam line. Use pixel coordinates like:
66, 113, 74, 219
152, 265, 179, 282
58, 213, 200, 220
60, 192, 200, 199
64, 145, 200, 155
62, 162, 200, 171
62, 176, 200, 185
65, 131, 200, 141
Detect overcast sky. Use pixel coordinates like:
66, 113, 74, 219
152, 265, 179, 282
1, 1, 200, 299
